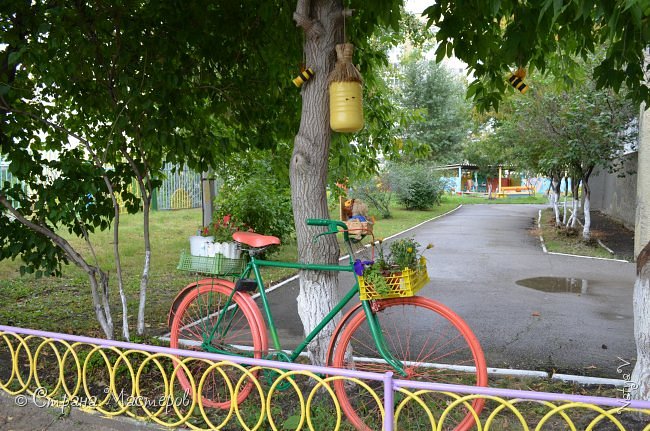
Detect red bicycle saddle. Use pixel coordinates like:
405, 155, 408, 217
233, 231, 281, 248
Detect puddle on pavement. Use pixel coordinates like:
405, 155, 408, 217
599, 311, 630, 320
516, 277, 592, 295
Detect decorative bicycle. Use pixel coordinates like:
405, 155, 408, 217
168, 218, 487, 430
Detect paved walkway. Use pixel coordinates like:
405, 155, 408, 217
263, 204, 637, 377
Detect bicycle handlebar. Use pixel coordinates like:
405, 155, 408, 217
306, 218, 350, 242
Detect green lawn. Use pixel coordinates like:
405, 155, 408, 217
537, 208, 614, 259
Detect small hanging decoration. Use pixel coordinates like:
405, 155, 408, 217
328, 43, 364, 133
293, 67, 314, 87
508, 67, 528, 94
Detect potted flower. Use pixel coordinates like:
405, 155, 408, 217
189, 226, 214, 257
209, 215, 242, 259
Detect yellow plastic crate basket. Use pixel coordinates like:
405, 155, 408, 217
358, 258, 430, 300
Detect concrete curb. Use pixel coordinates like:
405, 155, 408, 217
551, 374, 626, 386
537, 209, 629, 263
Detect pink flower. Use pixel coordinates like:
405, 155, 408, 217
223, 214, 231, 225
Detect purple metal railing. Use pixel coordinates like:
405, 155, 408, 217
1, 324, 649, 430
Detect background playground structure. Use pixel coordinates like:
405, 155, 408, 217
434, 163, 562, 198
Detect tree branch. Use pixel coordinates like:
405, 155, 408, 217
294, 0, 324, 39
0, 194, 92, 273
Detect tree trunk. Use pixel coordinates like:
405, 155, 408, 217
562, 176, 568, 225
112, 206, 130, 341
121, 148, 152, 337
137, 194, 151, 336
292, 0, 343, 365
582, 168, 593, 241
551, 175, 561, 225
99, 176, 130, 340
632, 242, 650, 400
582, 188, 591, 240
569, 178, 580, 228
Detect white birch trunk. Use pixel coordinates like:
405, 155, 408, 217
292, 0, 343, 365
551, 177, 561, 225
570, 199, 579, 228
122, 150, 152, 337
562, 176, 568, 225
582, 196, 591, 240
108, 186, 129, 340
582, 178, 591, 241
632, 243, 650, 400
137, 249, 151, 335
137, 198, 151, 336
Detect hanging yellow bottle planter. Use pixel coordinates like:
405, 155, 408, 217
328, 43, 364, 133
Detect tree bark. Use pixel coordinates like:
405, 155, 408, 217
121, 148, 152, 336
551, 175, 561, 225
137, 195, 151, 336
292, 0, 343, 365
632, 242, 650, 400
562, 176, 568, 225
568, 177, 580, 228
581, 167, 593, 241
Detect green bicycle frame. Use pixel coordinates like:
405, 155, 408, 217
252, 257, 405, 376
201, 217, 407, 376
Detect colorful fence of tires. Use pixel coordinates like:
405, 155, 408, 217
1, 325, 649, 431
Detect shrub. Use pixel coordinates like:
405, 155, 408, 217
348, 174, 392, 219
387, 163, 444, 210
214, 155, 294, 242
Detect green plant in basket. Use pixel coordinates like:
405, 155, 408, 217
363, 262, 391, 296
389, 238, 421, 271
361, 238, 432, 298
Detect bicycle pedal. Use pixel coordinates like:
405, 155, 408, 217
235, 278, 258, 293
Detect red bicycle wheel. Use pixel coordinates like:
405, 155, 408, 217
169, 280, 267, 409
331, 297, 487, 431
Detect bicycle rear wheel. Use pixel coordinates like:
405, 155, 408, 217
331, 297, 487, 431
169, 280, 267, 409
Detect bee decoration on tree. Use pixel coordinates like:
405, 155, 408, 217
508, 67, 528, 94
292, 67, 314, 87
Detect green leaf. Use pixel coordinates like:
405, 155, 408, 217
7, 48, 24, 66
282, 415, 301, 430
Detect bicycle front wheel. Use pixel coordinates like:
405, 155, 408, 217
331, 297, 487, 431
169, 281, 267, 409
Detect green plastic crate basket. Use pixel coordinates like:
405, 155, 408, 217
358, 258, 429, 300
177, 250, 247, 276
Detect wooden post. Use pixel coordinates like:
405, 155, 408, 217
201, 171, 215, 228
